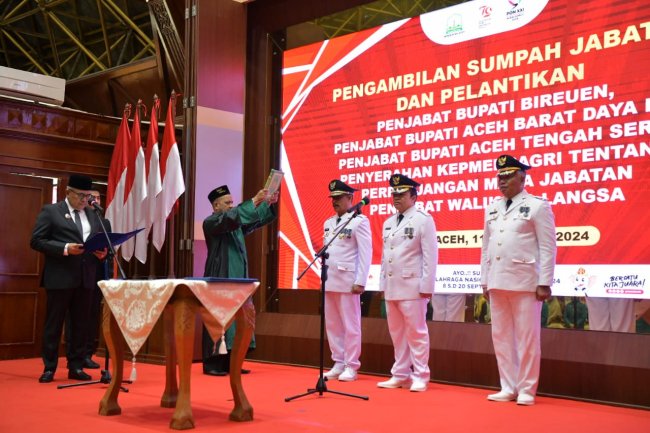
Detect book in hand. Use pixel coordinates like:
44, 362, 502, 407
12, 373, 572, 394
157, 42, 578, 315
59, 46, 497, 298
263, 169, 284, 196
83, 228, 144, 252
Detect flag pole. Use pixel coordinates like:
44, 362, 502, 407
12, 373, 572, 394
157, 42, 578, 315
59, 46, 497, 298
166, 90, 177, 279
148, 94, 160, 279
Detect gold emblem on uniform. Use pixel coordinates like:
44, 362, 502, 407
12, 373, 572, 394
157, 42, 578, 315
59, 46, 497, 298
329, 181, 336, 191
498, 156, 507, 167
392, 175, 400, 185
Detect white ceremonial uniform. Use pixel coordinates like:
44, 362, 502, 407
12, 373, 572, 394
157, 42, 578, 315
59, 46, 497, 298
585, 297, 636, 332
480, 190, 556, 399
431, 294, 466, 322
380, 205, 438, 383
323, 213, 372, 372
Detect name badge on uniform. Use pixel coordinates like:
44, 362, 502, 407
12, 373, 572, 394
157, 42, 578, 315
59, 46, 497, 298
519, 206, 530, 218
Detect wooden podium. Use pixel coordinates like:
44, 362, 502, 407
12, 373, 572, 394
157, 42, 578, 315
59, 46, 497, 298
96, 278, 260, 430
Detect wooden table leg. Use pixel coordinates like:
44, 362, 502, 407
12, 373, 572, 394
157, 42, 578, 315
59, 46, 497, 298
170, 292, 196, 430
161, 304, 178, 408
228, 298, 255, 422
98, 302, 124, 416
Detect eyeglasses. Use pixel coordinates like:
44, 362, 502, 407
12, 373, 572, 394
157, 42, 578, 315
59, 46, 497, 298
68, 190, 91, 200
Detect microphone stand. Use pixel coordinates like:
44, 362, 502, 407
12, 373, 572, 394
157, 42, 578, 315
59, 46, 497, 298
285, 208, 368, 402
58, 204, 129, 392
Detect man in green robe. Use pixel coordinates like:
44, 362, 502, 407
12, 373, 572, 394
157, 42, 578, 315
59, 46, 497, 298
202, 184, 278, 376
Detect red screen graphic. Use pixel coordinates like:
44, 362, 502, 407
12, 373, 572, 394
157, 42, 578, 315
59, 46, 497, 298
279, 0, 650, 298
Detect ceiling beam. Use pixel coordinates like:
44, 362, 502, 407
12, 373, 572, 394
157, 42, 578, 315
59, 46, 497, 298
96, 0, 113, 68
0, 29, 49, 74
45, 10, 106, 71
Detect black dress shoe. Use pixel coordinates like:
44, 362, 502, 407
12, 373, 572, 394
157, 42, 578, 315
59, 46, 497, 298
68, 369, 92, 381
203, 369, 227, 376
39, 371, 55, 383
83, 358, 100, 369
241, 369, 251, 375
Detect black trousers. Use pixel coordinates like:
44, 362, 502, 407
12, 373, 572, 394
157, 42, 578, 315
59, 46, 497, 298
201, 326, 230, 372
42, 287, 91, 372
65, 284, 103, 361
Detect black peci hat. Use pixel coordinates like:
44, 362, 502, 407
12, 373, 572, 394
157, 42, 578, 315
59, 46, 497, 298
208, 185, 231, 203
68, 174, 93, 191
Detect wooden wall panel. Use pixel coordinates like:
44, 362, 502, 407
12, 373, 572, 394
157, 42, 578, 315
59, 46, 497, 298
195, 0, 247, 112
0, 173, 52, 360
65, 58, 168, 117
0, 293, 38, 345
249, 312, 650, 408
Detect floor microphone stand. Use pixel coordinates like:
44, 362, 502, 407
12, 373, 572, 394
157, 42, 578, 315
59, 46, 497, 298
58, 206, 129, 392
285, 210, 368, 402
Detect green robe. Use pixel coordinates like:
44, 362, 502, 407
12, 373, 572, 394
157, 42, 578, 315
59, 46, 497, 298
202, 200, 276, 362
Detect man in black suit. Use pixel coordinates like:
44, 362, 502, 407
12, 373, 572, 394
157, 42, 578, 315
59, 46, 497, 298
30, 174, 108, 383
64, 189, 112, 370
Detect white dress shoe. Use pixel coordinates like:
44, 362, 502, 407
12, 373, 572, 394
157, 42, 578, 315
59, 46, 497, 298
487, 391, 516, 402
337, 367, 357, 382
377, 377, 411, 389
409, 380, 428, 392
323, 367, 344, 378
516, 394, 535, 406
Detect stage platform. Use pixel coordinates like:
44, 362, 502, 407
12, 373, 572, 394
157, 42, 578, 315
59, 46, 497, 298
1, 357, 648, 433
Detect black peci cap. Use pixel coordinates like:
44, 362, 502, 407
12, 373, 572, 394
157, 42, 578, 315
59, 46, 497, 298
208, 185, 231, 203
68, 174, 93, 191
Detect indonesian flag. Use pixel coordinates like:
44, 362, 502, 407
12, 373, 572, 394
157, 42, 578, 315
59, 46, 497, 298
105, 104, 131, 237
152, 93, 185, 251
121, 101, 147, 262
134, 97, 163, 263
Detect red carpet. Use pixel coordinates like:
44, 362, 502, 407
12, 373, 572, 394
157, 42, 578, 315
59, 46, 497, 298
1, 357, 648, 433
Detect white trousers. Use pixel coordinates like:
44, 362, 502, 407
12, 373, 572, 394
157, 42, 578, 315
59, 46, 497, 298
489, 290, 542, 397
385, 298, 430, 382
431, 294, 466, 322
325, 291, 362, 370
585, 297, 635, 332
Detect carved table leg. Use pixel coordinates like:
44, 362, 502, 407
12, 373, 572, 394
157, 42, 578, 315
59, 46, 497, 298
99, 302, 124, 416
228, 299, 255, 422
170, 293, 196, 430
161, 304, 178, 408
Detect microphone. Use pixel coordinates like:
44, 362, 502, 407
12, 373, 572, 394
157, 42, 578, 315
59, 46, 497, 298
88, 196, 104, 212
347, 196, 370, 213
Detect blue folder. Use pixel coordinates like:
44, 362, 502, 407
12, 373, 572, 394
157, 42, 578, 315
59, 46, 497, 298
83, 228, 144, 252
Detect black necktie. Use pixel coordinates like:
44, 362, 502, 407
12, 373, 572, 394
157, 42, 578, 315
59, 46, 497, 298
73, 210, 83, 237
396, 214, 404, 226
336, 217, 341, 224
505, 199, 513, 210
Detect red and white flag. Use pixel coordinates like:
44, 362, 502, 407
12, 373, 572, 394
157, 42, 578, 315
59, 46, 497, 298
105, 104, 131, 237
121, 101, 147, 262
153, 92, 185, 251
134, 97, 163, 263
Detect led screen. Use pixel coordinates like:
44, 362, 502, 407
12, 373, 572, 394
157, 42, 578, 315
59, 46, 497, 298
279, 0, 650, 298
